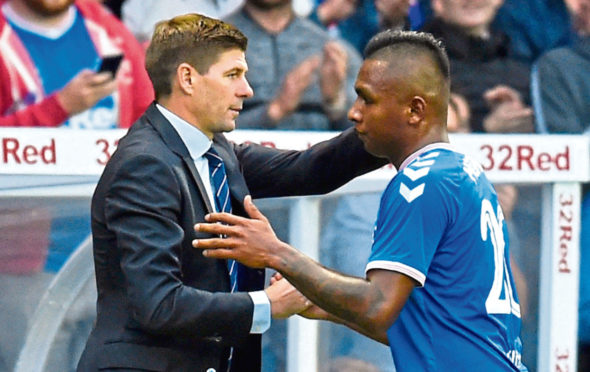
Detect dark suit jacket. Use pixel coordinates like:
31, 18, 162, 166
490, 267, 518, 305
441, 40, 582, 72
77, 103, 385, 372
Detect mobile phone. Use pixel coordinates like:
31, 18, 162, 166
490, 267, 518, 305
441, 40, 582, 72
97, 54, 124, 77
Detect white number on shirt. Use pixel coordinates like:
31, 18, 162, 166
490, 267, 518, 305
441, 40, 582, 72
481, 199, 521, 318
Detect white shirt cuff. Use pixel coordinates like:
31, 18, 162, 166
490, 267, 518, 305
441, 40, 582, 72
248, 290, 271, 334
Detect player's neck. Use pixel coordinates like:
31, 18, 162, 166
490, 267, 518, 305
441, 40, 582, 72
395, 129, 449, 167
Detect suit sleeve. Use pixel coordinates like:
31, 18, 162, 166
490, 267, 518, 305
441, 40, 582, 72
235, 127, 389, 198
104, 153, 253, 341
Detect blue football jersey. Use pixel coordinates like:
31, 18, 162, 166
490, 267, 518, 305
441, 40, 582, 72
366, 143, 527, 372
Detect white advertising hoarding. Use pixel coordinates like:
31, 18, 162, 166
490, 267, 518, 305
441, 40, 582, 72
0, 129, 587, 184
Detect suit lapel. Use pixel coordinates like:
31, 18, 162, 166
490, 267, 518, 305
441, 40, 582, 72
144, 103, 215, 214
182, 156, 215, 214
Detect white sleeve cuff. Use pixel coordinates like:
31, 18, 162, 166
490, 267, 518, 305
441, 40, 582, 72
365, 260, 426, 287
248, 290, 271, 334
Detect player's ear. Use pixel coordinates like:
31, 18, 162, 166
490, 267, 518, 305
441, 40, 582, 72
408, 96, 426, 126
177, 62, 196, 95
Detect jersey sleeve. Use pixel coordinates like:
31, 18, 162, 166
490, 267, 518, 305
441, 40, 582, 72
366, 167, 451, 286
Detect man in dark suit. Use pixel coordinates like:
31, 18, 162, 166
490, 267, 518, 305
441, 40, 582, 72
76, 13, 385, 372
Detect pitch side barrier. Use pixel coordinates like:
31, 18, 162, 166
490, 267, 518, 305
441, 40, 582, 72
0, 129, 587, 372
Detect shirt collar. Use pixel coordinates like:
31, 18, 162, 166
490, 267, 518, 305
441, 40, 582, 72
398, 142, 453, 171
156, 104, 212, 160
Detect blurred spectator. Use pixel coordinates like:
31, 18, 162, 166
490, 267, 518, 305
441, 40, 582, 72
447, 92, 470, 132
413, 0, 574, 63
121, 0, 244, 44
0, 0, 152, 128
308, 0, 380, 53
532, 0, 590, 135
493, 0, 574, 64
375, 0, 413, 30
480, 84, 533, 133
531, 1, 590, 369
308, 0, 422, 54
226, 0, 361, 130
421, 0, 532, 133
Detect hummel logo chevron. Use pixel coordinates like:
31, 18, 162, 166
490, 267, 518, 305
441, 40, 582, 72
400, 182, 425, 203
398, 151, 439, 202
403, 167, 430, 181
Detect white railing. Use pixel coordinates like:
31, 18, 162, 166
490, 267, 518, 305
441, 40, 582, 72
0, 129, 588, 372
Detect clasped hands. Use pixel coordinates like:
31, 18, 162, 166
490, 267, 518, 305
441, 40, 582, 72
193, 195, 328, 320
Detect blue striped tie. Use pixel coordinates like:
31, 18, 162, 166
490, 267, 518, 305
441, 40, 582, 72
205, 147, 237, 370
204, 147, 237, 293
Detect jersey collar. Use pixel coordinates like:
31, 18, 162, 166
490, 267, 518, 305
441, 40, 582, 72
398, 142, 453, 171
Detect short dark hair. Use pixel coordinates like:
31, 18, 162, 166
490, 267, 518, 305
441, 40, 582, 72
363, 30, 450, 81
145, 13, 248, 99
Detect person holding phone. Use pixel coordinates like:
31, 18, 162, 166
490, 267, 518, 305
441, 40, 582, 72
0, 0, 153, 129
